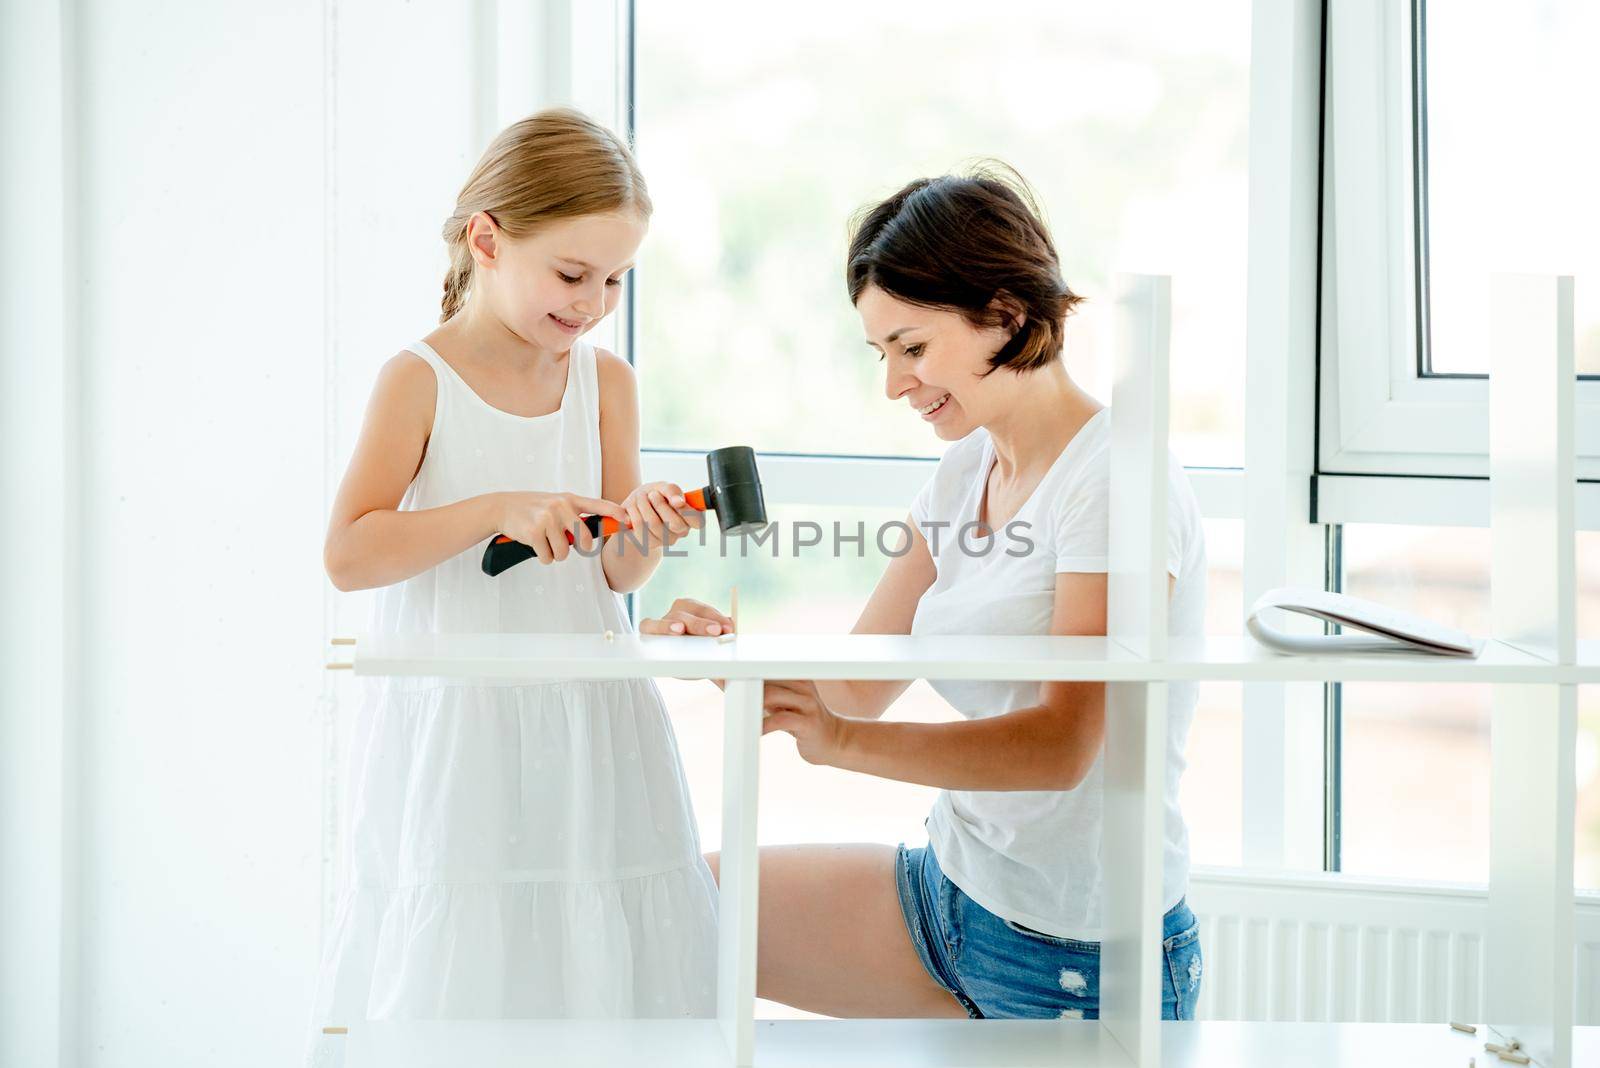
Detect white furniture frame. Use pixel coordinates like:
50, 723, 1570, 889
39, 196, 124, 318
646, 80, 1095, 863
335, 271, 1590, 1067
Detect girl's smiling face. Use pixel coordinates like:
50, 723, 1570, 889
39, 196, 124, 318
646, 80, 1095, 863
468, 211, 646, 349
856, 283, 1022, 441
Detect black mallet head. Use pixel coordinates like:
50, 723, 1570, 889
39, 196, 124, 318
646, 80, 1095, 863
689, 445, 767, 535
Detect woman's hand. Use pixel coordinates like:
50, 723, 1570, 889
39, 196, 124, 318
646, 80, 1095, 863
761, 680, 851, 767
495, 491, 628, 564
616, 481, 703, 553
638, 596, 732, 637
639, 597, 735, 689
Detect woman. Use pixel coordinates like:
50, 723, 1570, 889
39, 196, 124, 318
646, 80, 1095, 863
644, 162, 1207, 1020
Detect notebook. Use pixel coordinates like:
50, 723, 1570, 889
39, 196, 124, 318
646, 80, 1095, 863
1246, 587, 1483, 657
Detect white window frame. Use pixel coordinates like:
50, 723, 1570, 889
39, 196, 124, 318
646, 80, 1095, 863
1, 3, 77, 1062
641, 450, 1246, 522
495, 0, 633, 356
1319, 0, 1600, 490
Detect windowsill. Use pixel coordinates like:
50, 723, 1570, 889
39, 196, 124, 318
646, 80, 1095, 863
1191, 864, 1600, 903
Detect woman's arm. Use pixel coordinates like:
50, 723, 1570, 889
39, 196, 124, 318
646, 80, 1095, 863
810, 514, 937, 718
766, 572, 1177, 792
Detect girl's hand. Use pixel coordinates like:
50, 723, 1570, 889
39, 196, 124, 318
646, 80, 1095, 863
638, 596, 733, 637
496, 491, 627, 564
616, 481, 703, 553
761, 680, 850, 767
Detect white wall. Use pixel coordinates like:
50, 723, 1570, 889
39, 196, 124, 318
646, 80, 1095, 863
323, 0, 508, 960
2, 1, 510, 1064
73, 1, 326, 1063
2, 0, 75, 1064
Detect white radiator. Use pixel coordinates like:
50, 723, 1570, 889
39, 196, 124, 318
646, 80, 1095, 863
1185, 868, 1600, 1024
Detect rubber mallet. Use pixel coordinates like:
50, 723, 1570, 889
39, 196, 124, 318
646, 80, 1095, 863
481, 445, 768, 576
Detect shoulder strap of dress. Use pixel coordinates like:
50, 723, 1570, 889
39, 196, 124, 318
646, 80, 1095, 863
404, 338, 450, 380
576, 339, 601, 428
401, 339, 452, 435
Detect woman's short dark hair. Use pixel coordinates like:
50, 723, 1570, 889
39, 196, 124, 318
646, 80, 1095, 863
845, 161, 1084, 374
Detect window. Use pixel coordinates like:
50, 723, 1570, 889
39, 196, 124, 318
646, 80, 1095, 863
625, 0, 1592, 893
1183, 520, 1246, 868
1339, 679, 1493, 882
1319, 0, 1600, 480
1418, 0, 1600, 377
631, 1, 1260, 876
631, 0, 1252, 467
1335, 525, 1600, 886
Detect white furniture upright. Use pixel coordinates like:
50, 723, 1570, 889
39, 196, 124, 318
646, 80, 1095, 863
1100, 274, 1174, 1066
718, 678, 763, 1066
1485, 273, 1578, 1068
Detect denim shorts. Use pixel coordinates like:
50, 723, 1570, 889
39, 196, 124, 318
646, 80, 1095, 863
893, 840, 1202, 1020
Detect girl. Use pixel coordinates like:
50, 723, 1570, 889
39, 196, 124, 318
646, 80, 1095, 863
648, 163, 1207, 1021
309, 108, 727, 1063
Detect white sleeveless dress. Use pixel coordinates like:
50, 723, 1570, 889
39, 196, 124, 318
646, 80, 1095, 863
306, 337, 718, 1065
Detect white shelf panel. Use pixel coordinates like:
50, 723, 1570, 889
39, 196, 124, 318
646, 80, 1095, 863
345, 632, 1592, 684
341, 1019, 1596, 1068
344, 1019, 726, 1068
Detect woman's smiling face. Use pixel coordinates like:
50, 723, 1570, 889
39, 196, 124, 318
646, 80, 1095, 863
857, 283, 1018, 441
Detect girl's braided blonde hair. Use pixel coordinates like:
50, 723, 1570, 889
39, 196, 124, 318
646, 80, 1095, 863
439, 107, 651, 323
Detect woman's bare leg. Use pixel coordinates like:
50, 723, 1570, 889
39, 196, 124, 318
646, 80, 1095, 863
704, 843, 969, 1018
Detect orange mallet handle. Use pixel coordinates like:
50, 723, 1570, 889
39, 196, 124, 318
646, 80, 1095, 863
481, 489, 710, 576
563, 487, 707, 542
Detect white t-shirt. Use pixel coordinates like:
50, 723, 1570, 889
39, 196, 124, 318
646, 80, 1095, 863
908, 409, 1206, 940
